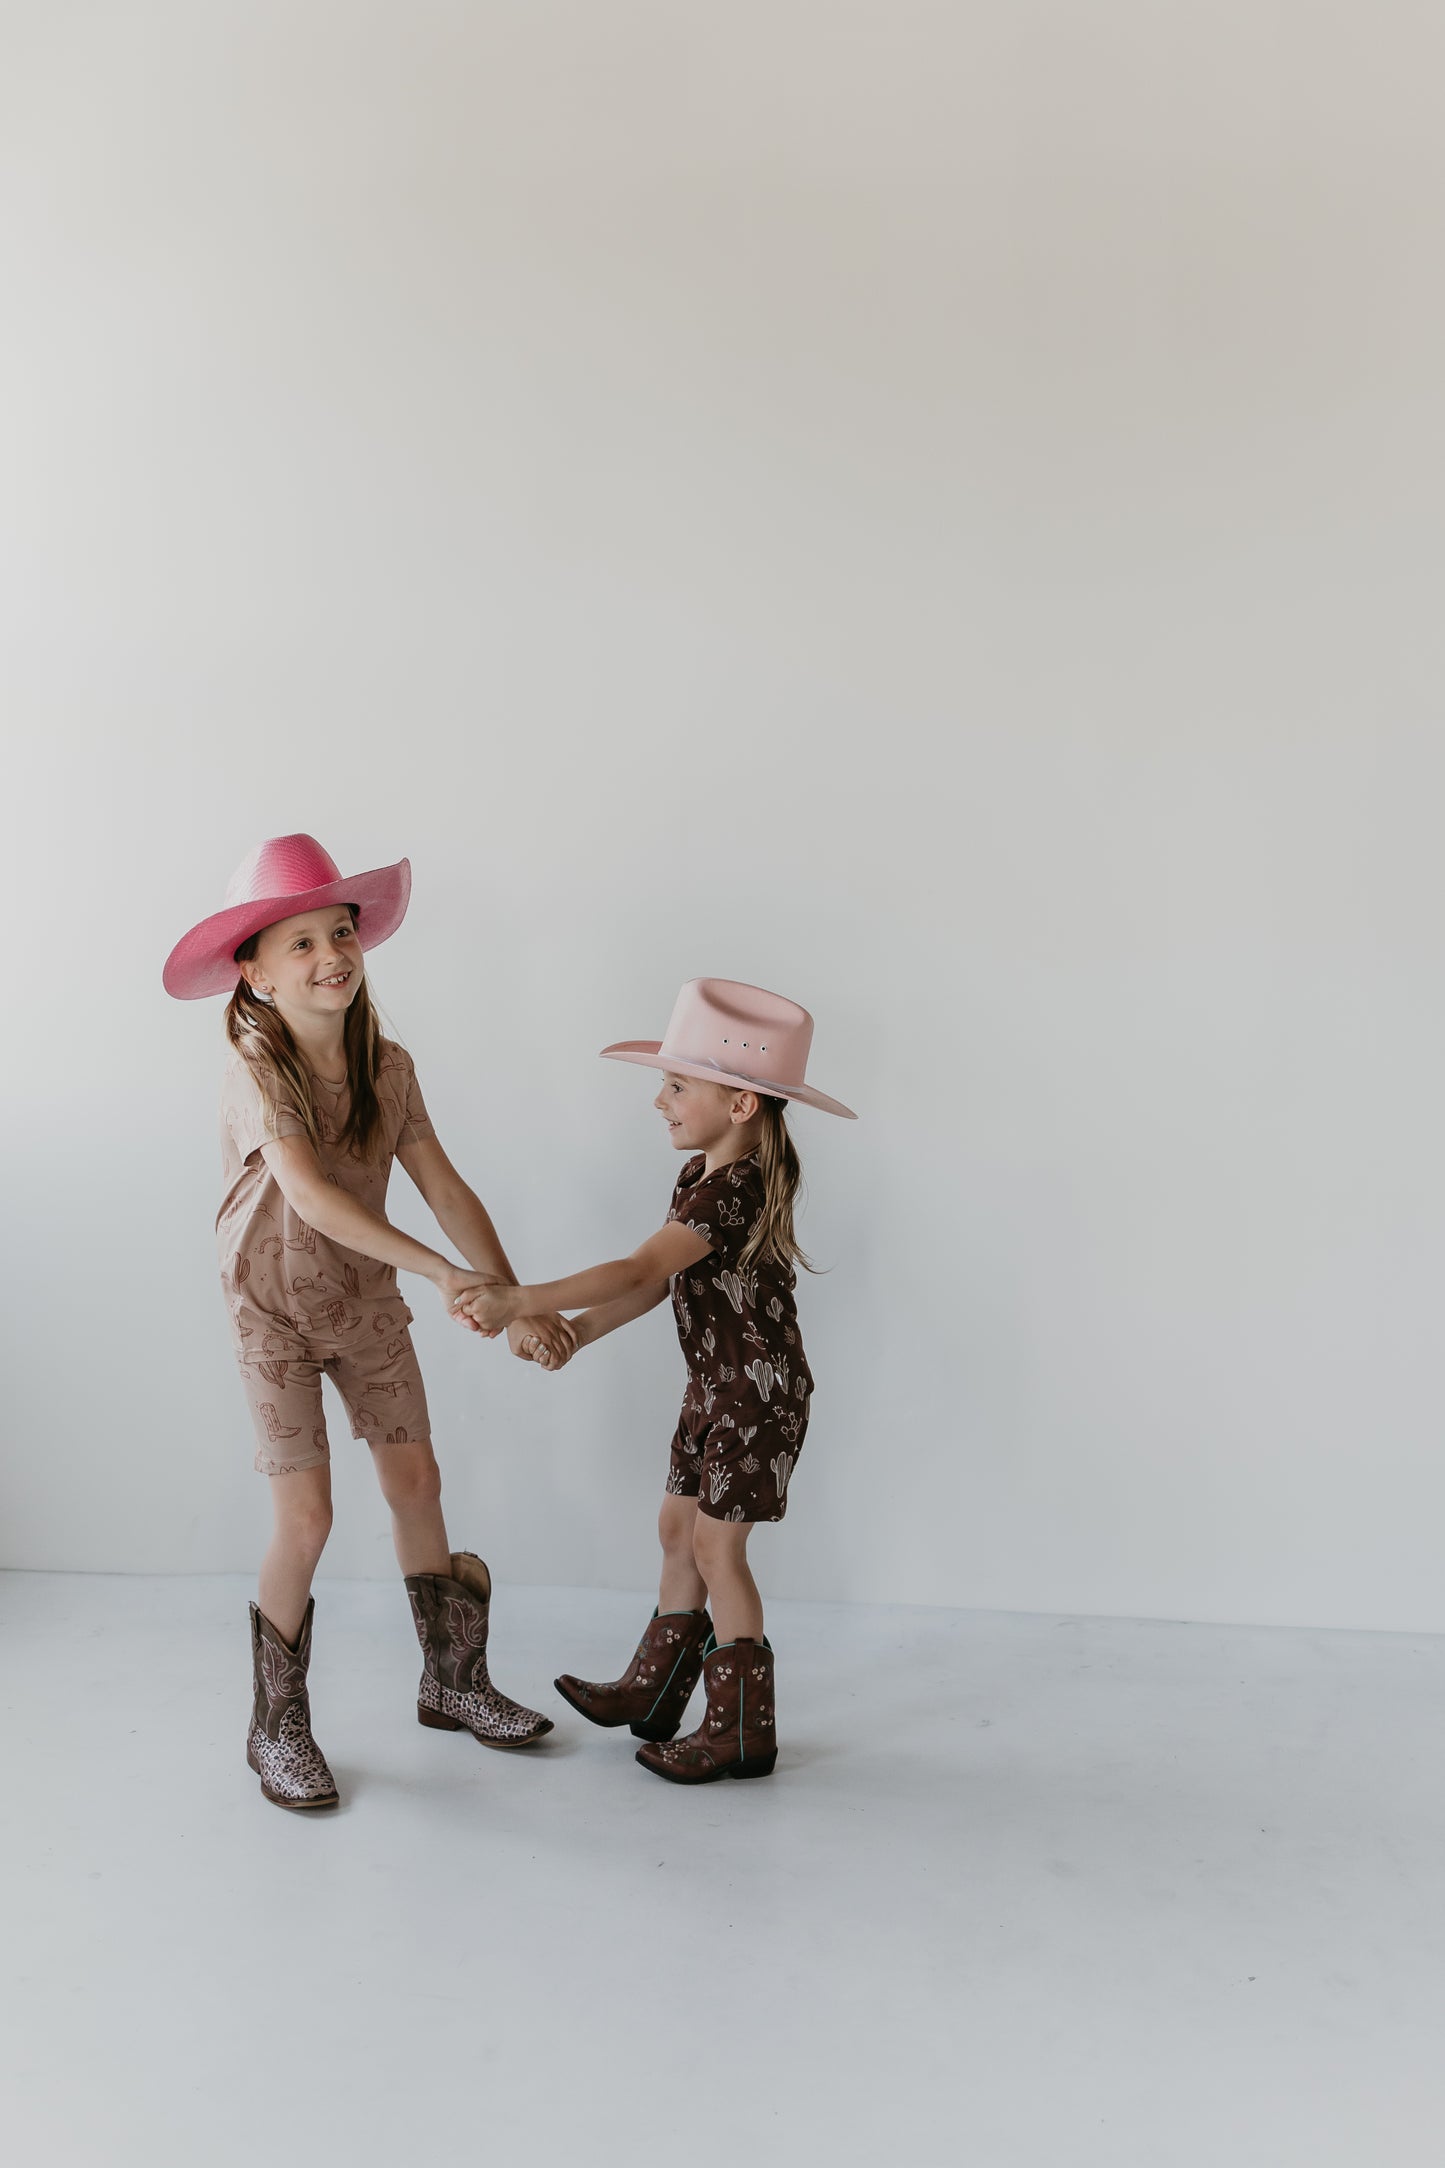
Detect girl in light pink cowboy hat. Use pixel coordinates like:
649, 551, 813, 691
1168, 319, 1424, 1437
456, 978, 857, 1784
165, 834, 575, 1811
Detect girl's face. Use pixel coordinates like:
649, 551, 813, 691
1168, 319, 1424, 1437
243, 907, 363, 1021
654, 1072, 750, 1153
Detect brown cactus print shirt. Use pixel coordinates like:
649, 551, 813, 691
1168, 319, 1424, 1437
217, 1040, 434, 1353
666, 1152, 813, 1445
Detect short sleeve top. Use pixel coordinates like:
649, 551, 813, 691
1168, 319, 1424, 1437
216, 1038, 434, 1349
665, 1152, 813, 1414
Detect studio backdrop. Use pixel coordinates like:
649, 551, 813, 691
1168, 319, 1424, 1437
3, 1, 1442, 1632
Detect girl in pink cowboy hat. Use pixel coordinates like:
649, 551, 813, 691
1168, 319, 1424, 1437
456, 977, 856, 1784
164, 834, 575, 1811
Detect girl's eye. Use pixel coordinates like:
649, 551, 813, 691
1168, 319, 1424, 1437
294, 939, 310, 952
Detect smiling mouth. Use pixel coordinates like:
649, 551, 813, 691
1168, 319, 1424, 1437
315, 971, 352, 990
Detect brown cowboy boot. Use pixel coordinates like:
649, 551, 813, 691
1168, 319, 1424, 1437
405, 1551, 553, 1747
635, 1635, 778, 1783
246, 1599, 339, 1810
554, 1608, 712, 1742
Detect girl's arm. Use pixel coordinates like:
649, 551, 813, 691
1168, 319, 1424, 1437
396, 1132, 517, 1281
569, 1281, 671, 1351
260, 1134, 486, 1309
457, 1222, 712, 1334
397, 1132, 577, 1364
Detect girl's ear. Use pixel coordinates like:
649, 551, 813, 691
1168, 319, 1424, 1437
731, 1089, 760, 1125
238, 957, 270, 995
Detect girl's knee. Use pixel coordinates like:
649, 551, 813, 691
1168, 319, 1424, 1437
270, 1469, 333, 1556
376, 1444, 443, 1513
659, 1494, 698, 1555
282, 1501, 333, 1557
692, 1515, 744, 1572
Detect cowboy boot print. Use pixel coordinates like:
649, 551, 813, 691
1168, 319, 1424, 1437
261, 1403, 301, 1443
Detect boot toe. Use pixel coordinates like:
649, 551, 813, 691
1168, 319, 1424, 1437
634, 1739, 725, 1784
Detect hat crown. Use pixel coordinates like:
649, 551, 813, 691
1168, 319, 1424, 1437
224, 834, 343, 910
659, 979, 814, 1090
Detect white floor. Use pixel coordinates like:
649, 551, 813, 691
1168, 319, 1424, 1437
4, 1574, 1445, 2167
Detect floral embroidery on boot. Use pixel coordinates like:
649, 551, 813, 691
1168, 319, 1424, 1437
555, 1608, 712, 1740
635, 1637, 778, 1784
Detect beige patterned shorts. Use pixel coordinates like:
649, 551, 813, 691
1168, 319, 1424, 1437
234, 1305, 431, 1476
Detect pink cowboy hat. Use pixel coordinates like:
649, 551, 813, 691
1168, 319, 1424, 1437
162, 834, 411, 1000
601, 978, 857, 1119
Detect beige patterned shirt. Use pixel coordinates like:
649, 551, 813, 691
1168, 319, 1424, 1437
216, 1039, 433, 1353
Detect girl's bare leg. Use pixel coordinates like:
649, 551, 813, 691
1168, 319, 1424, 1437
658, 1491, 708, 1612
692, 1515, 764, 1645
258, 1463, 334, 1645
369, 1437, 451, 1576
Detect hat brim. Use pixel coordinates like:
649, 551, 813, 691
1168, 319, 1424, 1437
600, 1041, 857, 1120
163, 859, 412, 1000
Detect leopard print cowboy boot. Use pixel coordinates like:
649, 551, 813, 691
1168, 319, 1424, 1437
634, 1635, 778, 1784
405, 1551, 553, 1747
555, 1608, 712, 1742
246, 1599, 339, 1810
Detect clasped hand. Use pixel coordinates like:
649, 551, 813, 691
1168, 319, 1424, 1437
441, 1269, 575, 1370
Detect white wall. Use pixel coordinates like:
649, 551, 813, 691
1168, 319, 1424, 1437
4, 2, 1443, 1630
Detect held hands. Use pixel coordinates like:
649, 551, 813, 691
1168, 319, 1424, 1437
435, 1268, 576, 1370
437, 1265, 505, 1328
453, 1281, 518, 1336
507, 1315, 578, 1371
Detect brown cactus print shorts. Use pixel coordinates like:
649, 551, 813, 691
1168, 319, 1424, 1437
667, 1401, 809, 1524
235, 1305, 431, 1476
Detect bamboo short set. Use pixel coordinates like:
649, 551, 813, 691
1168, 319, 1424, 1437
665, 1153, 813, 1523
217, 1042, 434, 1475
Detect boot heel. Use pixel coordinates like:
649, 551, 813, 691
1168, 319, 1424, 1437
629, 1718, 681, 1742
418, 1703, 462, 1731
727, 1751, 778, 1779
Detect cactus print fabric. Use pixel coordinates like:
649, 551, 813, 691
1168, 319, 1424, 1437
218, 1040, 435, 1473
665, 1153, 812, 1522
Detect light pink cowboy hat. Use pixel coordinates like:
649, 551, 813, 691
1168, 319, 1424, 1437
601, 978, 857, 1119
162, 833, 411, 1000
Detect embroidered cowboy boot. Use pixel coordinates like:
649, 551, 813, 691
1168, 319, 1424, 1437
634, 1635, 778, 1783
405, 1551, 553, 1747
246, 1599, 339, 1810
554, 1608, 712, 1741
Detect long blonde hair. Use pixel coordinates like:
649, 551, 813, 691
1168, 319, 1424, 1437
225, 913, 387, 1160
738, 1096, 814, 1279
